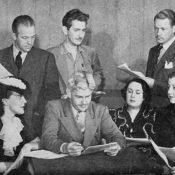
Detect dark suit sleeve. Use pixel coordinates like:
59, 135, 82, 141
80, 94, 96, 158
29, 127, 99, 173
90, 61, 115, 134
146, 48, 168, 97
44, 53, 61, 101
101, 106, 126, 148
41, 102, 64, 153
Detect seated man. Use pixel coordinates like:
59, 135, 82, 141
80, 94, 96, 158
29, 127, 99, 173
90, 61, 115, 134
41, 72, 125, 156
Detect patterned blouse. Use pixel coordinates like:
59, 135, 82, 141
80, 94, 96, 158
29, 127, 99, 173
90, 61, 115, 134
109, 105, 156, 139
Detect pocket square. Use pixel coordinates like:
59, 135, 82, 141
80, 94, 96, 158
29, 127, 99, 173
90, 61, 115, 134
164, 61, 173, 69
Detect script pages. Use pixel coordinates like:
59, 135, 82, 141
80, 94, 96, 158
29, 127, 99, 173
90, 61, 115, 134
117, 63, 145, 78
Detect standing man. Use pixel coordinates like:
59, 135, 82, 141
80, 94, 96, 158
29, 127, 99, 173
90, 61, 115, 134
48, 9, 103, 96
145, 9, 175, 107
41, 72, 125, 156
0, 15, 61, 139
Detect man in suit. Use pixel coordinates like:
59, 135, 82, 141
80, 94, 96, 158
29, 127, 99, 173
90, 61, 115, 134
41, 72, 125, 156
144, 9, 175, 107
48, 9, 103, 96
0, 15, 61, 140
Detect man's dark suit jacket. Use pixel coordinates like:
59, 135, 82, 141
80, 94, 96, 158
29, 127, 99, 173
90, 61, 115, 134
41, 99, 126, 154
0, 45, 61, 139
146, 41, 175, 107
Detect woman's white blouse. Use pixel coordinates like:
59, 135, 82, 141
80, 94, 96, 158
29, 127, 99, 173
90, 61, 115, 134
0, 116, 24, 156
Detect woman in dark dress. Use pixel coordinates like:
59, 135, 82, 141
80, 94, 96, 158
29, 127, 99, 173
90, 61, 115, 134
0, 77, 39, 174
110, 78, 156, 139
155, 72, 175, 147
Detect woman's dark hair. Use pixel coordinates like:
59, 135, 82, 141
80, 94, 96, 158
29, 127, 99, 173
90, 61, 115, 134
0, 77, 28, 117
168, 71, 175, 79
121, 78, 151, 105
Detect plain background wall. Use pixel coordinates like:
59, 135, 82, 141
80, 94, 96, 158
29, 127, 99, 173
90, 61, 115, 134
0, 0, 174, 107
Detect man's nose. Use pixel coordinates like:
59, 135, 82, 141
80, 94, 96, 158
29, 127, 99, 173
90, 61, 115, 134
82, 98, 87, 104
157, 29, 162, 36
27, 38, 33, 45
79, 31, 85, 38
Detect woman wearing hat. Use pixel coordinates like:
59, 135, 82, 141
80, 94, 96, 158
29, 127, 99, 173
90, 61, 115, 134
0, 76, 39, 175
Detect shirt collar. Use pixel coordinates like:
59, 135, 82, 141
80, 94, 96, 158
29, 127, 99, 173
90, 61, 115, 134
13, 44, 27, 60
71, 104, 79, 118
162, 36, 175, 50
60, 41, 84, 55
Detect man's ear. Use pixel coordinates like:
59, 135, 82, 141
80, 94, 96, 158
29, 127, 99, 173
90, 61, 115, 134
12, 32, 17, 41
62, 26, 68, 36
2, 98, 7, 106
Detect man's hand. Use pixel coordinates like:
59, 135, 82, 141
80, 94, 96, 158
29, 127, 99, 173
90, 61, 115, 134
66, 142, 84, 156
102, 139, 121, 156
141, 77, 155, 88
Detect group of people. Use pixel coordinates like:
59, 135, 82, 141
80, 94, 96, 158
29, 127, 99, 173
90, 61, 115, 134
0, 7, 175, 175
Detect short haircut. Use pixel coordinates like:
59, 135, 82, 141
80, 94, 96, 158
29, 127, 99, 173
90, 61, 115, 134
121, 78, 151, 104
67, 72, 93, 93
62, 9, 89, 29
154, 9, 175, 26
12, 15, 35, 34
168, 71, 175, 79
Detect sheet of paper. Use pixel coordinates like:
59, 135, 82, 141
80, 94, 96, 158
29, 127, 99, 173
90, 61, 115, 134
3, 150, 67, 175
159, 147, 175, 163
24, 150, 68, 159
0, 63, 12, 78
3, 150, 24, 175
126, 137, 149, 143
117, 63, 145, 78
82, 142, 117, 155
149, 139, 172, 169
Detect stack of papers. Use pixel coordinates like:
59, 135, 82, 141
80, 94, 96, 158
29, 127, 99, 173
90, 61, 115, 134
117, 63, 145, 78
82, 142, 117, 155
149, 138, 173, 169
0, 63, 12, 78
24, 150, 68, 159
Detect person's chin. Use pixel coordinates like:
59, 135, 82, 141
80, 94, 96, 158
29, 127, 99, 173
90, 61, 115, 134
170, 98, 175, 104
156, 39, 163, 44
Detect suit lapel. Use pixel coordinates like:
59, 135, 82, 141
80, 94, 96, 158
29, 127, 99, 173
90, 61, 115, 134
55, 47, 69, 87
20, 48, 35, 76
83, 103, 98, 147
155, 41, 175, 75
61, 100, 83, 141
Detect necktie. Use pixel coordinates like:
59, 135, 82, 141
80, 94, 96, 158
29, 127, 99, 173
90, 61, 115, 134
15, 51, 22, 71
155, 44, 163, 64
151, 44, 163, 77
76, 112, 85, 133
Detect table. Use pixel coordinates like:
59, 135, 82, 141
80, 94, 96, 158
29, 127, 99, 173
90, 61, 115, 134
30, 147, 164, 175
